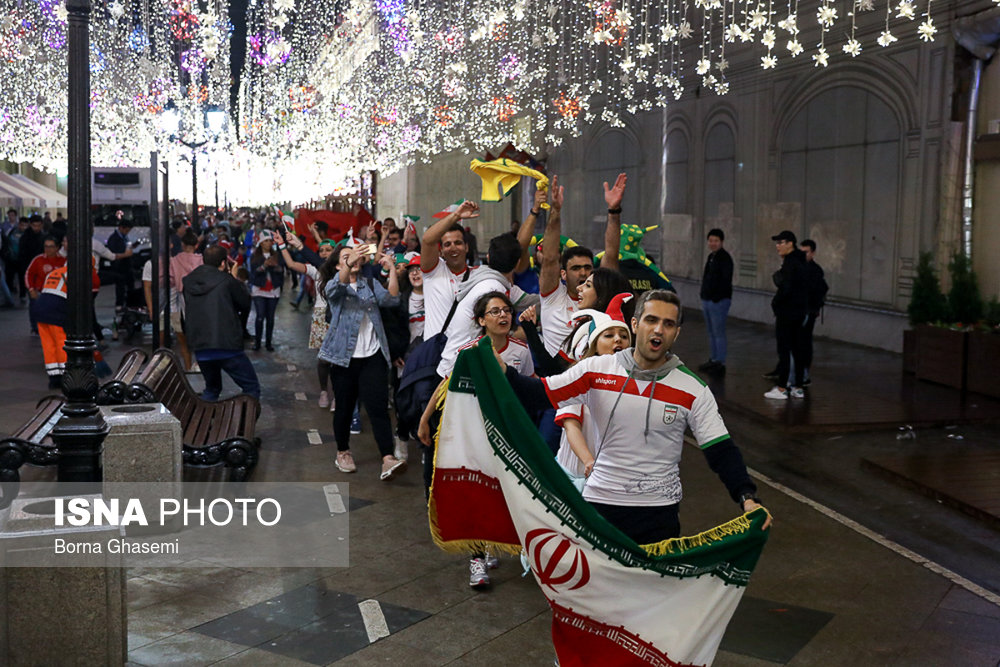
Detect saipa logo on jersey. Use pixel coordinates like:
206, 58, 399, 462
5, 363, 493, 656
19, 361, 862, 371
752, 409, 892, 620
524, 528, 590, 592
663, 404, 679, 424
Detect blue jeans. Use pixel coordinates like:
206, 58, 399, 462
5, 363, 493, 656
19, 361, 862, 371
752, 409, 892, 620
199, 353, 261, 401
702, 298, 731, 363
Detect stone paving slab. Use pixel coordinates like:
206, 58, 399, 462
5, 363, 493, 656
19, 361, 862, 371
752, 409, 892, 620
3, 288, 1000, 665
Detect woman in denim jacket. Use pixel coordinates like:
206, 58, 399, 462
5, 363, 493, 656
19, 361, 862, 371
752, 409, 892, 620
319, 242, 404, 480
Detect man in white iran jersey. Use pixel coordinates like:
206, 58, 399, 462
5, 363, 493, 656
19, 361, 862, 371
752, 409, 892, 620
496, 288, 771, 543
538, 173, 626, 360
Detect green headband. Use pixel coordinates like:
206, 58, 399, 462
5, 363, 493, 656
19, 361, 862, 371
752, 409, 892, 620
318, 240, 336, 248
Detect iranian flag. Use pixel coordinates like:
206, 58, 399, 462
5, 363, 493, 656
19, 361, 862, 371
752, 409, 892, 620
429, 341, 770, 667
433, 200, 464, 219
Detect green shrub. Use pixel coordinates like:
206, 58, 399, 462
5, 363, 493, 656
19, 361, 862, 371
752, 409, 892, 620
908, 252, 948, 325
947, 252, 983, 325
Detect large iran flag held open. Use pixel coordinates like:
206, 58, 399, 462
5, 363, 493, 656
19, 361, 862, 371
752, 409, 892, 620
429, 340, 770, 666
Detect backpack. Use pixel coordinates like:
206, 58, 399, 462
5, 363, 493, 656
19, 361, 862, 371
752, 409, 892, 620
394, 269, 469, 440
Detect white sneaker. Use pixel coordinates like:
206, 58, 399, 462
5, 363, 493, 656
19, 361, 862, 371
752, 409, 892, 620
763, 386, 788, 400
469, 558, 490, 588
789, 387, 805, 399
394, 439, 408, 461
318, 391, 329, 408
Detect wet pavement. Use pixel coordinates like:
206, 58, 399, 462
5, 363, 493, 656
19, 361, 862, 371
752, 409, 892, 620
1, 287, 998, 665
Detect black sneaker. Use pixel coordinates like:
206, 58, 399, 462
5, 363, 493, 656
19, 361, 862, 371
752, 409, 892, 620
710, 363, 726, 375
802, 378, 811, 386
698, 360, 717, 371
252, 342, 261, 351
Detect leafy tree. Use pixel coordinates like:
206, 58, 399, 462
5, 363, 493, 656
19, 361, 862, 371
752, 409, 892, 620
947, 252, 983, 324
907, 252, 949, 325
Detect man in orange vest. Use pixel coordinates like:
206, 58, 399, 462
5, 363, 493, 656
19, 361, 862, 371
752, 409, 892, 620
31, 258, 105, 389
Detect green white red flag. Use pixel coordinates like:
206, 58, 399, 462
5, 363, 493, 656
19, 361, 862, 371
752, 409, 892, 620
429, 340, 770, 666
433, 200, 464, 219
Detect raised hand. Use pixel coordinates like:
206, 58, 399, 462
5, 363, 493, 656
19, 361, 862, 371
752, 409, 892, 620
549, 175, 564, 210
604, 173, 627, 209
532, 188, 547, 212
519, 304, 537, 325
456, 200, 480, 220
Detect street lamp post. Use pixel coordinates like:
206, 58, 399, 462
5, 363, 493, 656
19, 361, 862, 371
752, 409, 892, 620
161, 104, 226, 228
51, 0, 107, 482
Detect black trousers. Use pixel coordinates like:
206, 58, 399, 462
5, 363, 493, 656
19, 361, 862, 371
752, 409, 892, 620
589, 502, 680, 543
775, 315, 806, 388
802, 313, 818, 372
252, 296, 278, 345
330, 353, 394, 457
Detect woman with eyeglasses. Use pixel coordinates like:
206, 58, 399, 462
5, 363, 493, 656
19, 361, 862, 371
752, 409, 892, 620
464, 291, 534, 377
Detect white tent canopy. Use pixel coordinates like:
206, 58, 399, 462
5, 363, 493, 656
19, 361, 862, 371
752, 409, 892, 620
8, 174, 67, 210
0, 175, 41, 209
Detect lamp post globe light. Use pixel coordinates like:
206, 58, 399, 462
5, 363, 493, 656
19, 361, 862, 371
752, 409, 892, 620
161, 102, 227, 227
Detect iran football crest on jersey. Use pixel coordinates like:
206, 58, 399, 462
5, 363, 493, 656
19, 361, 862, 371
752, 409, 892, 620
663, 405, 679, 424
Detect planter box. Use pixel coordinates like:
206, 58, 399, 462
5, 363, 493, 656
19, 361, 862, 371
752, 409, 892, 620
902, 329, 916, 374
914, 325, 968, 390
967, 331, 1000, 399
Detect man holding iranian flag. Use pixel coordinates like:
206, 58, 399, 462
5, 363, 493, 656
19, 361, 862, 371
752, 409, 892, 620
430, 288, 771, 665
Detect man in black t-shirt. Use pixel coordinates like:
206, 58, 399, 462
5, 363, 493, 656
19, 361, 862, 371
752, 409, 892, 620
800, 239, 828, 385
699, 228, 733, 375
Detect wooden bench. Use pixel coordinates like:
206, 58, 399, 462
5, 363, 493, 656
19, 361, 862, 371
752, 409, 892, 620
123, 348, 260, 481
0, 348, 149, 508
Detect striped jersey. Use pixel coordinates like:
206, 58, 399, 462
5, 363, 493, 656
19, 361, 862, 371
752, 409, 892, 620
542, 352, 730, 506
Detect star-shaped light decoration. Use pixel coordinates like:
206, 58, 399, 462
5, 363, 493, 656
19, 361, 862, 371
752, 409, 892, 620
787, 38, 804, 55
716, 80, 730, 94
448, 61, 468, 74
531, 32, 543, 48
547, 4, 560, 19
545, 27, 558, 45
777, 15, 799, 34
762, 29, 777, 48
696, 58, 711, 75
661, 24, 678, 41
653, 73, 666, 86
896, 0, 916, 19
635, 68, 649, 81
761, 53, 778, 69
594, 29, 612, 43
512, 1, 527, 21
917, 18, 937, 41
877, 29, 898, 46
637, 42, 654, 58
717, 57, 729, 71
273, 13, 289, 30
816, 5, 838, 26
109, 1, 125, 20
749, 9, 768, 28
615, 7, 633, 26
274, 0, 294, 12
627, 104, 638, 113
55, 3, 68, 22
678, 21, 693, 39
812, 46, 829, 66
620, 56, 636, 71
843, 38, 862, 56
859, 0, 875, 9
725, 23, 739, 42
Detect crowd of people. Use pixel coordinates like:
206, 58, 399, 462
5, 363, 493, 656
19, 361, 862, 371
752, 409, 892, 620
3, 172, 794, 589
